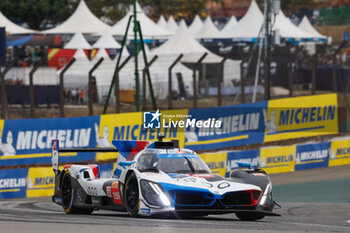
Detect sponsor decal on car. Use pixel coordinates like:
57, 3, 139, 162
190, 174, 215, 178
111, 181, 122, 205
140, 208, 151, 214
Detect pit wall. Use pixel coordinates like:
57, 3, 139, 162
0, 93, 341, 199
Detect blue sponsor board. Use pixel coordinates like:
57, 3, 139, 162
186, 102, 267, 151
0, 116, 100, 166
225, 150, 260, 177
0, 168, 28, 199
295, 142, 331, 170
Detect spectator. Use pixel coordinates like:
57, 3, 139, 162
75, 88, 79, 103
71, 88, 77, 104
79, 89, 85, 104
67, 88, 72, 103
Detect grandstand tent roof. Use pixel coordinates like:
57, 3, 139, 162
219, 0, 313, 41
92, 30, 121, 49
298, 16, 326, 39
151, 20, 222, 63
195, 16, 220, 39
218, 16, 237, 37
165, 16, 178, 32
0, 11, 37, 34
157, 15, 167, 28
64, 32, 92, 49
93, 46, 193, 100
273, 10, 314, 39
189, 15, 203, 35
219, 0, 263, 40
93, 48, 111, 60
109, 2, 173, 39
42, 0, 110, 34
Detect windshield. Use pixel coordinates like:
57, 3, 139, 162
137, 153, 211, 174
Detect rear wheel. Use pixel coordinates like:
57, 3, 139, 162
236, 212, 265, 221
124, 173, 139, 217
61, 172, 93, 214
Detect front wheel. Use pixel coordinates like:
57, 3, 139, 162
124, 173, 140, 217
61, 172, 93, 214
236, 212, 265, 221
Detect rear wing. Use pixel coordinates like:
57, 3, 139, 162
51, 140, 119, 173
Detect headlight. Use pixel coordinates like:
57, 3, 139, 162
259, 183, 272, 206
140, 180, 171, 207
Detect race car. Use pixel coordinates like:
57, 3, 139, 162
51, 136, 280, 220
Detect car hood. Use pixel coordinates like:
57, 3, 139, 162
138, 171, 261, 195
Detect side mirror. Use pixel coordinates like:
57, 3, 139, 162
52, 140, 59, 173
235, 162, 252, 169
118, 161, 136, 169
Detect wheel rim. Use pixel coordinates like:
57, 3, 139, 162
62, 176, 72, 209
126, 178, 139, 210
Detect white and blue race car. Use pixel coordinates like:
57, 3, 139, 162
51, 137, 280, 221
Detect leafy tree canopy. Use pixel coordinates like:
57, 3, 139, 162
0, 0, 209, 30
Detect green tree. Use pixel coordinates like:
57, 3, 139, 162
0, 0, 69, 30
0, 0, 211, 29
281, 0, 314, 11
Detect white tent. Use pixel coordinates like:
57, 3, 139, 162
92, 47, 192, 101
0, 11, 37, 34
195, 16, 220, 39
273, 10, 314, 40
152, 20, 241, 88
189, 15, 203, 35
219, 0, 313, 41
298, 16, 326, 39
151, 20, 222, 63
64, 32, 92, 49
93, 48, 111, 60
218, 16, 237, 37
109, 2, 173, 39
157, 15, 167, 28
219, 0, 263, 40
117, 53, 194, 100
165, 16, 178, 33
59, 48, 92, 87
43, 0, 110, 34
92, 30, 121, 49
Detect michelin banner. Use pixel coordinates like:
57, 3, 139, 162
201, 141, 335, 177
329, 138, 350, 167
295, 142, 330, 170
264, 94, 338, 142
0, 116, 100, 167
1, 138, 349, 199
0, 94, 339, 165
0, 162, 116, 199
186, 101, 267, 151
0, 168, 28, 199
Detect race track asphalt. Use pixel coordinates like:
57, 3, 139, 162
0, 165, 349, 233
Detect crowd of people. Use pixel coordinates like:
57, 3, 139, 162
4, 79, 25, 85
64, 88, 85, 104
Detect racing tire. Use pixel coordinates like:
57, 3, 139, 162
124, 173, 140, 217
235, 212, 265, 221
61, 172, 93, 215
